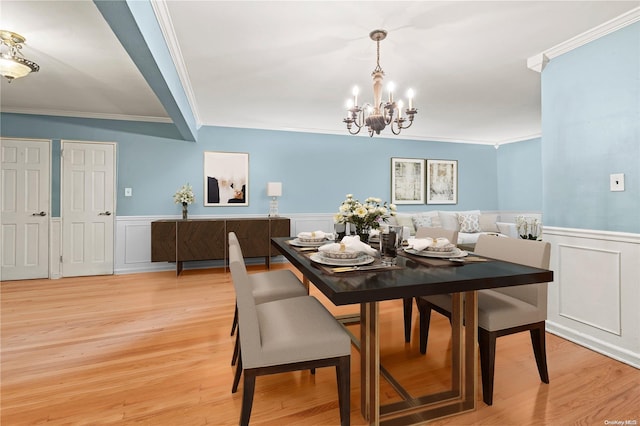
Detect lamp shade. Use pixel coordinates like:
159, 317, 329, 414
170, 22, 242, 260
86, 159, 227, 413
267, 182, 282, 197
0, 57, 33, 79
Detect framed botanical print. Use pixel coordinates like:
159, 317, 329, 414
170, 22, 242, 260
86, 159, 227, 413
204, 151, 249, 206
390, 157, 425, 204
426, 159, 457, 204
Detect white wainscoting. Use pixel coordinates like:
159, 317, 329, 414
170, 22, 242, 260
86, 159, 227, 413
543, 226, 640, 369
114, 213, 336, 275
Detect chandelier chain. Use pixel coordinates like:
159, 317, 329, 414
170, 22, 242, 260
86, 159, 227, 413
374, 38, 383, 73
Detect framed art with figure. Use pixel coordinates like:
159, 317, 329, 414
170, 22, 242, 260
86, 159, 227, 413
391, 157, 425, 204
204, 151, 249, 206
426, 159, 457, 204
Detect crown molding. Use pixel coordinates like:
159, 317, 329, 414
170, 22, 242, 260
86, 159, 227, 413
0, 107, 173, 123
528, 6, 640, 73
150, 0, 202, 126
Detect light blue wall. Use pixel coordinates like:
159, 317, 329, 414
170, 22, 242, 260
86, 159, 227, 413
541, 22, 640, 233
497, 138, 543, 211
1, 113, 502, 217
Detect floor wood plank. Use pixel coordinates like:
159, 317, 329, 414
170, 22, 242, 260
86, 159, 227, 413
2, 265, 639, 425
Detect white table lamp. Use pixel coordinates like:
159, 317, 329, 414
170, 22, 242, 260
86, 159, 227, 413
267, 182, 282, 217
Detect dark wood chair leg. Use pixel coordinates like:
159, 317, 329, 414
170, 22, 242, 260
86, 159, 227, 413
478, 328, 497, 405
416, 298, 432, 354
232, 348, 243, 393
240, 370, 256, 426
530, 322, 550, 383
336, 355, 351, 426
403, 297, 413, 342
231, 333, 239, 366
230, 303, 238, 336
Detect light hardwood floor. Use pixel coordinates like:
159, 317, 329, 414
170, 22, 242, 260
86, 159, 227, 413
2, 265, 639, 425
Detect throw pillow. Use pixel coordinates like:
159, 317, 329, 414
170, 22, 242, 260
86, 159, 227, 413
479, 213, 500, 232
438, 211, 460, 230
411, 214, 432, 229
395, 214, 415, 231
458, 213, 481, 233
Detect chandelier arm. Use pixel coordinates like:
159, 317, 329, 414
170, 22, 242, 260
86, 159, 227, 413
384, 103, 395, 125
399, 110, 418, 130
399, 119, 414, 130
390, 120, 401, 135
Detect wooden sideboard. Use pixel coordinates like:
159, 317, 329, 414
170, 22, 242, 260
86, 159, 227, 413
151, 217, 290, 275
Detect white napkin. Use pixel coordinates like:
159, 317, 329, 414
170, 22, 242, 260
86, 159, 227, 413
407, 237, 451, 251
318, 235, 378, 256
297, 230, 329, 240
435, 238, 450, 247
407, 237, 434, 252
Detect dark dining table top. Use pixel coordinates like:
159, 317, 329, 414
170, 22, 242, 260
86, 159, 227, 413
271, 237, 554, 306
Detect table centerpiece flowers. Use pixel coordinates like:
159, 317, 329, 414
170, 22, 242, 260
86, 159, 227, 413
174, 183, 195, 219
334, 194, 397, 243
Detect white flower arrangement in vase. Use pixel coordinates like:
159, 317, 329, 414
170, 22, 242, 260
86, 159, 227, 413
333, 194, 397, 242
174, 183, 195, 219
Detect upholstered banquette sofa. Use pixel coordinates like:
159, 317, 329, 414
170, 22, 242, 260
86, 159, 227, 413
387, 210, 518, 246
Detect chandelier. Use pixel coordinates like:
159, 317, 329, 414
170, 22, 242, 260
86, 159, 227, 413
0, 30, 40, 82
343, 29, 417, 137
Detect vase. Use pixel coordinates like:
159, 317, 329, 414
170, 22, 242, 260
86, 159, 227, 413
356, 227, 370, 244
182, 203, 188, 220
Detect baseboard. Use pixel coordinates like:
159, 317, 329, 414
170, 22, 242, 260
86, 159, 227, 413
546, 320, 640, 369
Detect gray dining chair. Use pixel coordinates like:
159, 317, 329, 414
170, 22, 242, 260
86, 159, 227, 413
403, 227, 459, 342
229, 242, 351, 426
416, 234, 551, 405
228, 232, 307, 366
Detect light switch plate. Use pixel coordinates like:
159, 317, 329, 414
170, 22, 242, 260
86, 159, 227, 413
610, 174, 624, 192
125, 187, 133, 197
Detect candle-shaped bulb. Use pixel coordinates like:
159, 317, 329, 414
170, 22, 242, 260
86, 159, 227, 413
387, 82, 395, 103
345, 99, 354, 118
352, 86, 359, 106
407, 89, 414, 109
397, 100, 404, 118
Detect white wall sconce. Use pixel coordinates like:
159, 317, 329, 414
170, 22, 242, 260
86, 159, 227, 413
267, 182, 282, 217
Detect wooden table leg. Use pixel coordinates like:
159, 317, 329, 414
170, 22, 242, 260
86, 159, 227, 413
360, 302, 379, 425
463, 291, 478, 408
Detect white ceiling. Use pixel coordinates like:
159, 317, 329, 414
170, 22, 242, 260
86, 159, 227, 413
1, 1, 638, 144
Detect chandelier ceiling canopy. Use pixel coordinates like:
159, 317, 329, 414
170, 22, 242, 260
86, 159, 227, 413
0, 30, 40, 82
343, 29, 417, 137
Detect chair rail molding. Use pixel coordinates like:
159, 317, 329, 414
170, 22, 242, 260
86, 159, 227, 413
543, 226, 640, 369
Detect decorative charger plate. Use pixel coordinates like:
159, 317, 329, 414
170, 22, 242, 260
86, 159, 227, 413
310, 252, 375, 266
289, 238, 332, 247
404, 247, 468, 259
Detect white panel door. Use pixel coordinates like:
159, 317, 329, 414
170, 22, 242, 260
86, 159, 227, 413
62, 141, 115, 277
1, 138, 50, 280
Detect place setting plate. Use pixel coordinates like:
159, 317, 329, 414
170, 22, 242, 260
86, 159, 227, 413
310, 252, 376, 266
403, 247, 468, 259
288, 238, 333, 247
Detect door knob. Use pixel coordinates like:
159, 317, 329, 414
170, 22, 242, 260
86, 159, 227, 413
32, 211, 47, 216
99, 211, 112, 216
